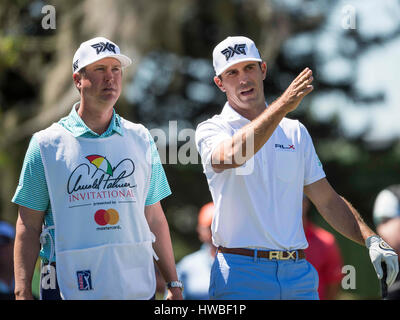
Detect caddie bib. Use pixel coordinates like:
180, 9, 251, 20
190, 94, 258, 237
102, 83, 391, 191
35, 120, 156, 299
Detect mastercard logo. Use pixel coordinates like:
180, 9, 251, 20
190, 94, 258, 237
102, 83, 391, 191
94, 209, 119, 226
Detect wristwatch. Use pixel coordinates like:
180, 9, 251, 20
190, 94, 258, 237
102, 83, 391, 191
166, 280, 184, 291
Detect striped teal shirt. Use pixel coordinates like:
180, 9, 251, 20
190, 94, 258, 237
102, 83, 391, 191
12, 103, 171, 262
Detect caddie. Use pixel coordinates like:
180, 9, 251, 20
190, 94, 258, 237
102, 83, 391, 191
195, 36, 399, 299
12, 37, 183, 300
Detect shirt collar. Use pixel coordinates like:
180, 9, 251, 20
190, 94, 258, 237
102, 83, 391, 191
220, 102, 250, 124
63, 102, 123, 138
220, 101, 269, 124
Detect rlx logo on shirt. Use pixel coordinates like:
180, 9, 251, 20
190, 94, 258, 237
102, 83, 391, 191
275, 143, 295, 151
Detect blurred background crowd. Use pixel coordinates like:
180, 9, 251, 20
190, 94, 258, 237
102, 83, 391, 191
1, 0, 400, 299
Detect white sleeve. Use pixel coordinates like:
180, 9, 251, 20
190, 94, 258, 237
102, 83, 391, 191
195, 119, 232, 174
301, 123, 326, 185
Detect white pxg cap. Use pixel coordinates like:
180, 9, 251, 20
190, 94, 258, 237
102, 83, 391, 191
373, 185, 400, 226
212, 36, 262, 76
72, 37, 132, 73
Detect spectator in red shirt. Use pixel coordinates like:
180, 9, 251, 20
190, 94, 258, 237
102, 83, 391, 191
303, 196, 344, 300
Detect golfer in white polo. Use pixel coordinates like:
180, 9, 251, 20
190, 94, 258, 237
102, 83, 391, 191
195, 36, 398, 299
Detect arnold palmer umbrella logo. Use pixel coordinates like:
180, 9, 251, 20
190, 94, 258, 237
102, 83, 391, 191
67, 154, 136, 195
86, 155, 114, 178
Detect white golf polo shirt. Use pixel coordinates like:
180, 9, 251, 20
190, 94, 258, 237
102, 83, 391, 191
195, 102, 326, 250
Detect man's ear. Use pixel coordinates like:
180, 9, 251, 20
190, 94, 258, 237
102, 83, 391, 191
213, 76, 226, 92
261, 62, 267, 80
73, 73, 82, 91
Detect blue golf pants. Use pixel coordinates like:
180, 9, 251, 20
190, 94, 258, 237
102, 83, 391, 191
209, 250, 319, 300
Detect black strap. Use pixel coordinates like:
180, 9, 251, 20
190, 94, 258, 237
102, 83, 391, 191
381, 262, 388, 299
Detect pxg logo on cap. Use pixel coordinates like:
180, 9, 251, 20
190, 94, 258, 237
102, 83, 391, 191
91, 41, 116, 55
221, 43, 246, 61
213, 36, 262, 76
72, 36, 132, 73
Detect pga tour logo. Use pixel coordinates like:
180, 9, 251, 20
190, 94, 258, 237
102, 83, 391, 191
77, 270, 93, 291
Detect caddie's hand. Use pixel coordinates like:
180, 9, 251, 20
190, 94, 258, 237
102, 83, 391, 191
366, 235, 399, 287
279, 67, 314, 113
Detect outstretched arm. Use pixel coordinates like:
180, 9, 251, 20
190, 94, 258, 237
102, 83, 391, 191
212, 67, 314, 172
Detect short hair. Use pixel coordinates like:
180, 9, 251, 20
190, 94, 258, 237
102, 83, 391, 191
78, 67, 86, 77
